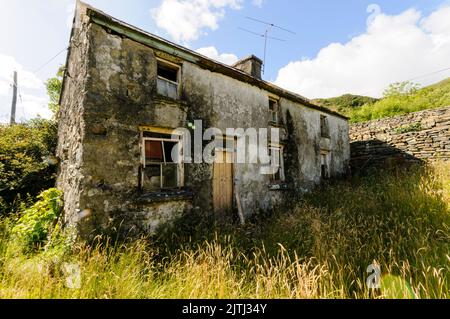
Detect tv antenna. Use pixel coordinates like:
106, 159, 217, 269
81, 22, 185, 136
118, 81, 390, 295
239, 17, 296, 74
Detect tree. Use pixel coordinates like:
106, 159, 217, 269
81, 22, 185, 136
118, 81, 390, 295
45, 66, 64, 115
0, 119, 58, 216
383, 81, 420, 98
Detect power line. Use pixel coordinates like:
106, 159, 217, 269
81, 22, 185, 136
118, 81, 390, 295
407, 66, 450, 82
33, 47, 68, 75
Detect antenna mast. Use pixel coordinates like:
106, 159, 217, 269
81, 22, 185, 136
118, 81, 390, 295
240, 17, 296, 74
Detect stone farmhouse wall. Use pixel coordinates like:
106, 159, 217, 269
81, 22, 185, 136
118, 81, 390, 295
350, 107, 450, 169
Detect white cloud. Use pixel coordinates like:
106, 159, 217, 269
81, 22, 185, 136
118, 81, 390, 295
275, 6, 450, 99
151, 0, 242, 43
0, 54, 44, 92
0, 54, 50, 123
196, 46, 239, 65
252, 0, 264, 8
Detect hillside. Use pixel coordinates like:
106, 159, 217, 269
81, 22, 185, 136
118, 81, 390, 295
315, 78, 450, 123
313, 94, 379, 117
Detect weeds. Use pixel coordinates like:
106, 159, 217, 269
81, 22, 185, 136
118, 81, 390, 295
0, 163, 448, 299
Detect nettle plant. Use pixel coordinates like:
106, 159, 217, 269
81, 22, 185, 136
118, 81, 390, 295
11, 188, 63, 252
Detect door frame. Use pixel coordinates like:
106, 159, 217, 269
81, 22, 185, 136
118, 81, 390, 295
213, 136, 236, 214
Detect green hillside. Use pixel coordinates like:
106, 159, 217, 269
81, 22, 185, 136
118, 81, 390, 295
313, 94, 379, 117
315, 78, 450, 123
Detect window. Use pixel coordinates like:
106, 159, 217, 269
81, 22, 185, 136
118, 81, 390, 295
156, 59, 180, 99
320, 115, 330, 138
321, 152, 329, 180
269, 98, 280, 124
141, 130, 184, 190
269, 145, 285, 183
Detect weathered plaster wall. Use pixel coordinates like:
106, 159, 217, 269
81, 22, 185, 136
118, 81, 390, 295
58, 13, 350, 238
350, 107, 450, 169
182, 62, 350, 216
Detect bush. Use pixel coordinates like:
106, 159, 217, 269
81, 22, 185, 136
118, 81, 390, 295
11, 188, 63, 252
0, 119, 58, 215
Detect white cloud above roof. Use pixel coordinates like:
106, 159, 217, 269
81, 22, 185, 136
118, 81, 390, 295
275, 6, 450, 99
196, 46, 239, 65
151, 0, 242, 44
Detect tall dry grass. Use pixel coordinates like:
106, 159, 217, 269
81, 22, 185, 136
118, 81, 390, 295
0, 162, 448, 299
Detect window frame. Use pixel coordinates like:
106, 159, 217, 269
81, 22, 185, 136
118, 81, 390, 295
140, 129, 185, 190
320, 151, 330, 180
320, 115, 330, 138
156, 58, 181, 99
269, 144, 285, 183
269, 98, 281, 125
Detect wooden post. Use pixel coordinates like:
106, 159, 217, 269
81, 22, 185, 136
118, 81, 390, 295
235, 184, 245, 226
10, 71, 17, 125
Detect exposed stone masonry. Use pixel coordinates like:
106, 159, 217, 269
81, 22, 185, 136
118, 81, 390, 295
350, 107, 450, 168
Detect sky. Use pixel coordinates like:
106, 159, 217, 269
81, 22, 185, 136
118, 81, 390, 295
1, 0, 450, 122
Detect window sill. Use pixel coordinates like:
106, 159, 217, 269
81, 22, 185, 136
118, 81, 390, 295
268, 182, 290, 191
153, 93, 187, 105
136, 189, 194, 204
269, 121, 286, 129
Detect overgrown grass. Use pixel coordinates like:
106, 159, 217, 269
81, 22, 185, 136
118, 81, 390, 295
0, 163, 449, 299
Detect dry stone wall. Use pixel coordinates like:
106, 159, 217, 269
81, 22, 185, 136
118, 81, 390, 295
350, 107, 450, 168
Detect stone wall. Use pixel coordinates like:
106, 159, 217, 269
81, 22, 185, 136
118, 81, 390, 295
350, 107, 450, 169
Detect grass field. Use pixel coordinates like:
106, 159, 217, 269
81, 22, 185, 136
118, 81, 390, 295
0, 162, 449, 299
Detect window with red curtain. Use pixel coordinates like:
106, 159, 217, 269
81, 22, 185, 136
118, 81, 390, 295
145, 140, 164, 162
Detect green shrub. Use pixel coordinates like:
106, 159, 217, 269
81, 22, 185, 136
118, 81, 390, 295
0, 119, 58, 215
395, 122, 423, 134
11, 188, 63, 252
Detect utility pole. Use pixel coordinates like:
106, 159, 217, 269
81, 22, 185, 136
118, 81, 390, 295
10, 71, 17, 125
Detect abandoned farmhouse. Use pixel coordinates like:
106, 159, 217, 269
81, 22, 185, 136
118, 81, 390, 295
57, 3, 350, 238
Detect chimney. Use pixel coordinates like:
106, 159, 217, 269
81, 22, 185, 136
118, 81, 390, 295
232, 55, 263, 80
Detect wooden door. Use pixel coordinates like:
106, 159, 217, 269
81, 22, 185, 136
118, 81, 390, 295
213, 151, 234, 214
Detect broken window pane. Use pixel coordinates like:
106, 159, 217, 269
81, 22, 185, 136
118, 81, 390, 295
163, 141, 179, 163
143, 165, 162, 191
162, 164, 178, 188
141, 131, 184, 190
157, 63, 178, 82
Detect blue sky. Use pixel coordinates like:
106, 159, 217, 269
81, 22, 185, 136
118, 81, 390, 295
1, 0, 450, 122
